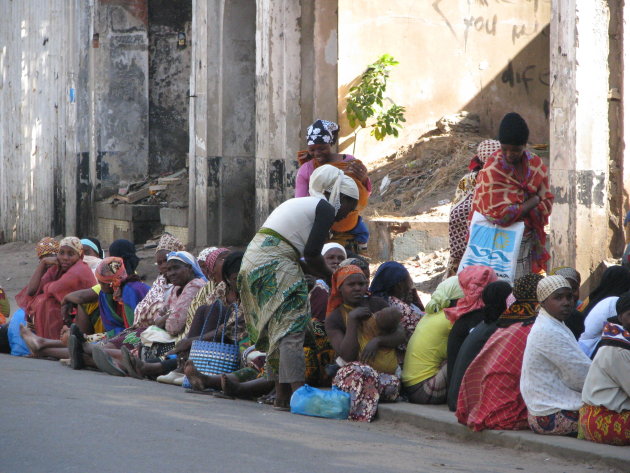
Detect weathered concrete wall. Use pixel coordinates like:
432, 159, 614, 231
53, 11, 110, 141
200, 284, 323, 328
254, 0, 305, 224
0, 0, 90, 241
148, 0, 192, 175
549, 0, 623, 293
189, 0, 256, 247
337, 0, 551, 162
92, 0, 150, 198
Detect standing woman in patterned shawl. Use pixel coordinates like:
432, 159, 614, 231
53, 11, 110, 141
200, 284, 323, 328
471, 113, 554, 277
23, 237, 96, 340
238, 164, 359, 410
447, 139, 501, 275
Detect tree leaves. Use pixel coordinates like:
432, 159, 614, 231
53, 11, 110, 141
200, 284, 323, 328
345, 54, 406, 143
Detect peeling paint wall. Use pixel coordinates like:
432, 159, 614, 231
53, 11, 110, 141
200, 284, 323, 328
148, 0, 192, 175
337, 0, 551, 162
92, 0, 149, 197
0, 0, 90, 241
549, 0, 623, 293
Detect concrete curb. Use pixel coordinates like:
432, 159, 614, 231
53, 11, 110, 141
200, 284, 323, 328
378, 403, 630, 471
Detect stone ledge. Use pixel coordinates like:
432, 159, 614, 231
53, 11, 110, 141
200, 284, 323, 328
378, 403, 628, 471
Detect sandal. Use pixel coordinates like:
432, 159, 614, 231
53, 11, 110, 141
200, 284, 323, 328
68, 334, 84, 370
92, 345, 126, 376
273, 398, 291, 411
120, 346, 143, 379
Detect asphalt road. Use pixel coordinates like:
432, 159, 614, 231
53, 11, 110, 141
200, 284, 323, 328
0, 355, 612, 473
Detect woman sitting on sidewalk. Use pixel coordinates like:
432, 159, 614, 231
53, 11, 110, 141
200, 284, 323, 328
326, 265, 404, 422
579, 293, 630, 445
521, 276, 591, 436
401, 275, 464, 404
455, 274, 541, 429
369, 261, 425, 349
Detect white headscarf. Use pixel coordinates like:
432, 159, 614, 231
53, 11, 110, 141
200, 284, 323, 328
321, 242, 347, 258
309, 164, 359, 213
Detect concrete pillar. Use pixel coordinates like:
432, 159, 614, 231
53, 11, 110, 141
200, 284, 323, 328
189, 0, 256, 248
91, 0, 150, 198
254, 0, 337, 225
549, 0, 623, 291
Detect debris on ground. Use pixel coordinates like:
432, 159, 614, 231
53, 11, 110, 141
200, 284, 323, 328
103, 169, 188, 208
364, 112, 496, 218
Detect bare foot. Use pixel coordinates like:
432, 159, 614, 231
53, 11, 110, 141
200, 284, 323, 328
183, 361, 209, 391
220, 373, 240, 398
19, 324, 43, 356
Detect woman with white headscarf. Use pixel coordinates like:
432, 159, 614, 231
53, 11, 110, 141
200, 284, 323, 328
238, 164, 359, 409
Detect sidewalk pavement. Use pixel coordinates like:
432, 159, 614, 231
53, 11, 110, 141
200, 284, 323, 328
378, 403, 630, 471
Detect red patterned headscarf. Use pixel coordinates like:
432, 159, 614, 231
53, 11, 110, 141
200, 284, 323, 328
205, 248, 230, 280
36, 237, 60, 258
96, 257, 128, 301
326, 265, 365, 316
444, 265, 497, 324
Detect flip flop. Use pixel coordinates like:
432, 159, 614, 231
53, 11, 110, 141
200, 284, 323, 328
185, 388, 217, 396
120, 346, 143, 380
68, 335, 84, 370
92, 345, 126, 377
70, 323, 85, 344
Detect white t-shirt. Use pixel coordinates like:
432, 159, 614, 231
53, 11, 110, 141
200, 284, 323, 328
579, 296, 619, 357
582, 346, 630, 412
262, 196, 324, 256
521, 309, 592, 416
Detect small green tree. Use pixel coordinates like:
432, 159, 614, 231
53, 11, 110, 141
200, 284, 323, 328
345, 54, 406, 151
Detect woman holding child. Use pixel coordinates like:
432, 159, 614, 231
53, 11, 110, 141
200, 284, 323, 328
326, 265, 405, 422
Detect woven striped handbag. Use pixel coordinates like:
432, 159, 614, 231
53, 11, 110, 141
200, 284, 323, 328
183, 301, 240, 389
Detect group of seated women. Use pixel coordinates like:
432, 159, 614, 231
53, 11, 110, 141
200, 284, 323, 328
5, 226, 629, 446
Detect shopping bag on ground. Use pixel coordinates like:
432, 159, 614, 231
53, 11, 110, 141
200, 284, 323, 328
458, 211, 524, 282
290, 385, 351, 420
8, 309, 31, 356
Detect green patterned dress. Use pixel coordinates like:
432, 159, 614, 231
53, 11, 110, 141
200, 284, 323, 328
237, 230, 310, 374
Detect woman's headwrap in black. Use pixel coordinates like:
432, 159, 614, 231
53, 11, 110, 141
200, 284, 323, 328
306, 119, 339, 145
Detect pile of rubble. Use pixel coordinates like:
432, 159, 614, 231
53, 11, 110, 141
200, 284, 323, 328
102, 169, 188, 208
365, 112, 491, 218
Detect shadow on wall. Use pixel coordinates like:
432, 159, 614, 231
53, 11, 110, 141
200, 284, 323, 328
462, 25, 551, 148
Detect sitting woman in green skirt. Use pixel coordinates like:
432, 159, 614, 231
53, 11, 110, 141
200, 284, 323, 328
238, 164, 359, 410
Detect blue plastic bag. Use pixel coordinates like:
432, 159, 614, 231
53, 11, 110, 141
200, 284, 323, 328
290, 384, 351, 420
7, 309, 31, 357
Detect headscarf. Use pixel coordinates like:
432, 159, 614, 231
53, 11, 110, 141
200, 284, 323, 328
468, 139, 501, 171
306, 119, 339, 145
339, 257, 370, 273
309, 164, 359, 214
109, 239, 140, 275
598, 321, 630, 352
444, 265, 498, 323
197, 247, 217, 263
205, 247, 230, 277
498, 112, 529, 146
321, 242, 347, 258
326, 265, 365, 316
425, 276, 464, 315
36, 237, 60, 258
497, 273, 543, 327
85, 237, 105, 258
369, 262, 410, 300
167, 251, 208, 282
95, 257, 127, 301
59, 237, 83, 256
551, 266, 580, 284
81, 238, 100, 255
480, 281, 513, 324
537, 275, 571, 303
156, 232, 185, 253
582, 266, 630, 317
